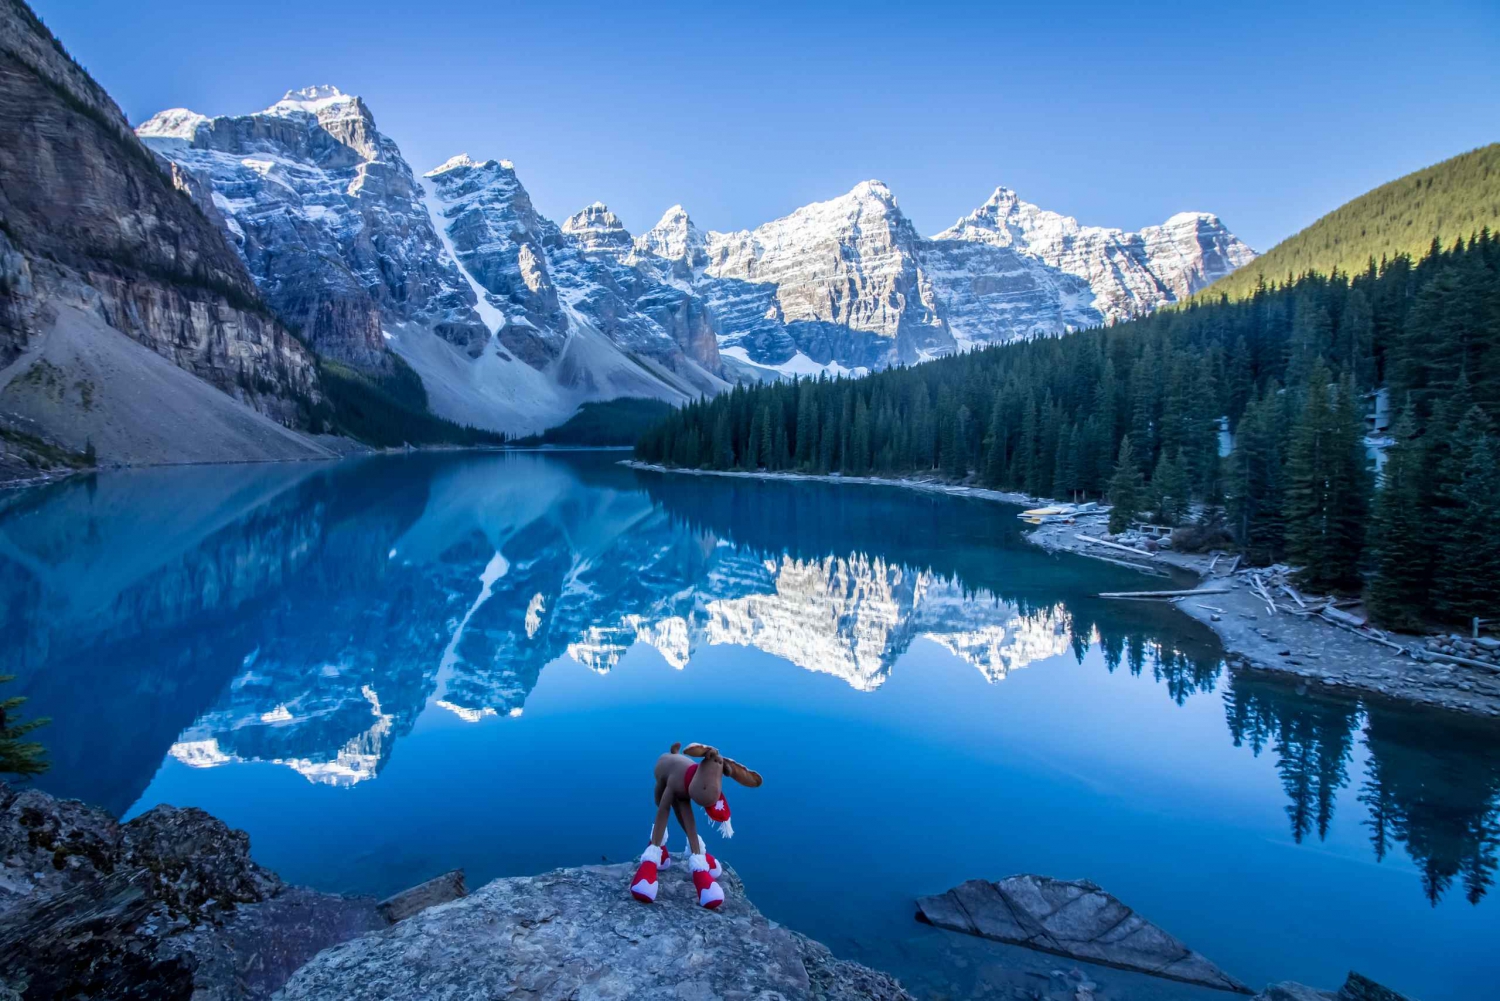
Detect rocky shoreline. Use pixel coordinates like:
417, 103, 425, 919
0, 782, 1422, 1001
623, 462, 1500, 720
0, 781, 910, 1000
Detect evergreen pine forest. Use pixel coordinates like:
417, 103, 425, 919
635, 233, 1500, 629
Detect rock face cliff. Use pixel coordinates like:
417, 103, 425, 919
0, 0, 329, 466
136, 86, 483, 369
691, 180, 955, 371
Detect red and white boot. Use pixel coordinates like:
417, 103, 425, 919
686, 839, 721, 879
630, 844, 665, 903
688, 852, 725, 909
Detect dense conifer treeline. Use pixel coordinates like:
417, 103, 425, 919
636, 233, 1500, 626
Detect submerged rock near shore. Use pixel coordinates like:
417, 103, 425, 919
278, 861, 912, 1001
917, 875, 1250, 993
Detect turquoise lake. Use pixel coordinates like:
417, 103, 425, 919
2, 451, 1496, 999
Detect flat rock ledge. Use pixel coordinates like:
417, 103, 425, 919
916, 875, 1251, 994
277, 861, 912, 1001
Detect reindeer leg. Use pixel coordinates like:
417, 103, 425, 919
673, 799, 721, 879
631, 792, 674, 904
674, 800, 724, 909
650, 775, 674, 869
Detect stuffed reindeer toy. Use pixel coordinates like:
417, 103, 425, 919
630, 742, 762, 909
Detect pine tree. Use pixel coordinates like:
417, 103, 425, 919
1433, 406, 1500, 620
1368, 406, 1432, 628
1053, 423, 1079, 500
759, 405, 775, 469
744, 407, 763, 470
1342, 288, 1377, 390
712, 410, 733, 469
1017, 394, 1039, 494
1227, 388, 1286, 564
1285, 367, 1368, 590
1151, 450, 1190, 526
0, 676, 49, 777
1108, 436, 1146, 533
982, 393, 1006, 487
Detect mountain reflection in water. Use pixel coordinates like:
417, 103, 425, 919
2, 451, 1498, 999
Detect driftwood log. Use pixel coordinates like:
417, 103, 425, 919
1098, 588, 1231, 599
1075, 535, 1158, 559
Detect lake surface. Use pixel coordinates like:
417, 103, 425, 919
3, 451, 1497, 999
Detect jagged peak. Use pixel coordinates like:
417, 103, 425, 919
427, 153, 480, 175
563, 202, 625, 225
934, 184, 1073, 244
946, 187, 1238, 244
646, 204, 698, 234
136, 107, 209, 141
264, 84, 361, 117
982, 185, 1023, 207
425, 153, 514, 177
563, 202, 632, 249
848, 179, 897, 204
635, 204, 706, 261
286, 84, 346, 102
1159, 210, 1222, 228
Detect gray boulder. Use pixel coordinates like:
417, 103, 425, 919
916, 875, 1250, 993
278, 862, 912, 1001
1253, 984, 1338, 1001
0, 782, 385, 1000
1251, 972, 1417, 1001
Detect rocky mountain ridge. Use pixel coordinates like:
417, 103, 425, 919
140, 98, 728, 436
138, 83, 1254, 432
935, 185, 1257, 322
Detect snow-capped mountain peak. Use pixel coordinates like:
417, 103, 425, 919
634, 204, 706, 265
934, 185, 1256, 321
135, 107, 209, 142
849, 178, 896, 203
561, 202, 633, 253
427, 153, 478, 175
264, 84, 359, 117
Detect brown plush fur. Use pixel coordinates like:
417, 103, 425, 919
649, 743, 761, 851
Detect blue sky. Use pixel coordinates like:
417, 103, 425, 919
33, 0, 1498, 252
